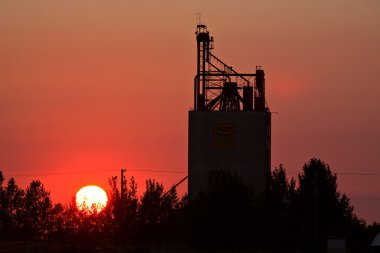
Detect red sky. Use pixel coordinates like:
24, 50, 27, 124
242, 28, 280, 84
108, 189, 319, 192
1, 1, 380, 223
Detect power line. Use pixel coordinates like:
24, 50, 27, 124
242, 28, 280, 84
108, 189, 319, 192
351, 198, 380, 201
4, 169, 187, 178
4, 169, 380, 201
338, 172, 380, 176
5, 169, 118, 177
128, 169, 187, 174
286, 171, 380, 177
3, 169, 380, 179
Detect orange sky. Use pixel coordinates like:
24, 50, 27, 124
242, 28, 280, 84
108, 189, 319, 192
1, 1, 380, 223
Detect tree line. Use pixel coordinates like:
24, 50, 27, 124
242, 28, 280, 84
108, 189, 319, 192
0, 158, 379, 252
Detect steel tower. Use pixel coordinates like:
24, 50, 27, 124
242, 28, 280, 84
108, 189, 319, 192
194, 24, 268, 112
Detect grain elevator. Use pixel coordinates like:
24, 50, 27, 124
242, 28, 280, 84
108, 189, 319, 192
188, 24, 271, 197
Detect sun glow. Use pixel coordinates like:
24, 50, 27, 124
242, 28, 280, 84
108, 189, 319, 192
76, 185, 108, 213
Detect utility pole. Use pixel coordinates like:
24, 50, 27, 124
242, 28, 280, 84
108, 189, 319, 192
121, 168, 126, 200
119, 168, 126, 246
120, 168, 126, 223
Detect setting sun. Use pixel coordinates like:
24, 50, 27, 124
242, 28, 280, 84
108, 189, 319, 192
76, 185, 108, 213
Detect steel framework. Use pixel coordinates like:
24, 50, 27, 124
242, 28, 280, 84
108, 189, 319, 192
194, 24, 269, 112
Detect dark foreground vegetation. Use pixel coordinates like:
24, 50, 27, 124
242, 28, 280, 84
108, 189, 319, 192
0, 158, 379, 253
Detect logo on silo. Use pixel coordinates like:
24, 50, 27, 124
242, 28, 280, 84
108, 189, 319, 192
213, 123, 237, 135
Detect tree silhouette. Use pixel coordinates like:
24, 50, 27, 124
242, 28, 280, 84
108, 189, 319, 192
139, 179, 164, 225
125, 176, 138, 228
106, 175, 139, 243
0, 163, 375, 252
48, 202, 65, 239
0, 177, 25, 239
267, 164, 296, 251
0, 172, 3, 235
294, 158, 359, 251
137, 179, 179, 246
106, 175, 121, 233
22, 180, 54, 239
0, 171, 3, 191
270, 164, 295, 216
188, 169, 256, 250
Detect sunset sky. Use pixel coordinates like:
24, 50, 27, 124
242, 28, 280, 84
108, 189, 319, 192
1, 1, 379, 223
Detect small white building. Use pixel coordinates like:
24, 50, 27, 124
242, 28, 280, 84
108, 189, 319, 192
371, 233, 380, 252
